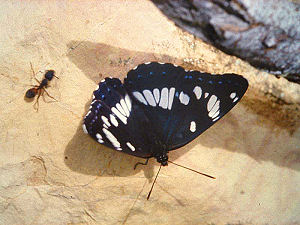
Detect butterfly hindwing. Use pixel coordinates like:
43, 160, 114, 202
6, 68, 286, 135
83, 78, 153, 158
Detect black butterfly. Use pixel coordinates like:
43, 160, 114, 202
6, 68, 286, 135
83, 62, 248, 166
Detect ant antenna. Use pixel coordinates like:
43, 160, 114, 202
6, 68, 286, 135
168, 160, 215, 179
147, 164, 162, 200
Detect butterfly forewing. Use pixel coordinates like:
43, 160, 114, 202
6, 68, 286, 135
124, 63, 186, 145
165, 72, 248, 150
124, 62, 248, 150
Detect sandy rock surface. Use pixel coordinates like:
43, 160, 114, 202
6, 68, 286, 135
0, 1, 299, 225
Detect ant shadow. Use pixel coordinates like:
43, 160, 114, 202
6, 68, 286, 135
64, 41, 300, 182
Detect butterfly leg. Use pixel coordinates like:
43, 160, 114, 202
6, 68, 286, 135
134, 158, 149, 170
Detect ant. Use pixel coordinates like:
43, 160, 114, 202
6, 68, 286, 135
25, 63, 58, 110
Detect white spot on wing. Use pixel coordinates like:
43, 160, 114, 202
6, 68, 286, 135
204, 93, 209, 98
133, 66, 138, 70
211, 110, 220, 119
96, 133, 104, 143
207, 95, 217, 111
145, 62, 151, 65
116, 103, 126, 116
159, 87, 168, 109
193, 86, 202, 100
233, 97, 239, 103
190, 121, 196, 132
126, 142, 135, 151
158, 62, 165, 64
168, 87, 175, 110
110, 114, 118, 127
102, 128, 121, 150
85, 111, 91, 118
212, 116, 220, 122
125, 94, 132, 112
143, 90, 156, 106
153, 88, 160, 104
101, 116, 111, 127
112, 107, 127, 124
132, 91, 148, 105
82, 124, 88, 134
230, 92, 236, 99
208, 100, 220, 118
179, 91, 190, 105
120, 99, 130, 117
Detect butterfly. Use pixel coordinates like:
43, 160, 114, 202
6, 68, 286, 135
83, 62, 248, 166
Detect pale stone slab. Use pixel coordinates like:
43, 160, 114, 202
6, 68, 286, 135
0, 1, 299, 225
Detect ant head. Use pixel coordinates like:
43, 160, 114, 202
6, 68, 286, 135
25, 88, 36, 98
45, 70, 55, 81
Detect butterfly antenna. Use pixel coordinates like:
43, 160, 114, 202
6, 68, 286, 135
168, 160, 216, 179
147, 164, 162, 200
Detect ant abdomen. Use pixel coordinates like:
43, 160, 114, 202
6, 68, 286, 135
25, 88, 37, 98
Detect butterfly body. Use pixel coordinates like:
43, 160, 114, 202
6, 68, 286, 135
83, 62, 248, 166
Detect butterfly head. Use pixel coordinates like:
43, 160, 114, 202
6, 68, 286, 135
155, 152, 168, 166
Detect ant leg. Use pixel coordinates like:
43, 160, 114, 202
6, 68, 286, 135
33, 89, 42, 111
43, 88, 57, 101
134, 158, 149, 170
30, 62, 40, 84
